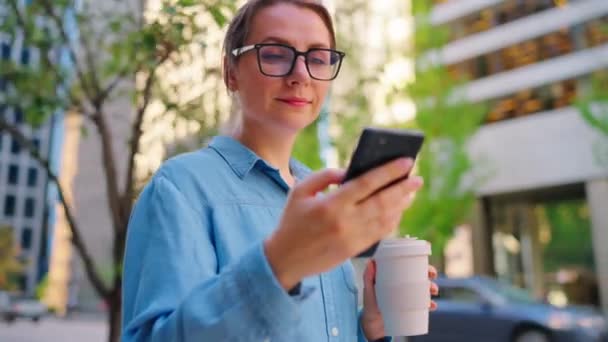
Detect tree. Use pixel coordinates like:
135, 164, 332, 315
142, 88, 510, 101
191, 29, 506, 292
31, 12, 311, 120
0, 0, 234, 341
576, 70, 608, 167
292, 0, 378, 169
293, 1, 487, 268
0, 226, 24, 291
395, 1, 488, 265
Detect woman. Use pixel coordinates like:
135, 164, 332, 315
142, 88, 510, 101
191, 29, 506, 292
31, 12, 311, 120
121, 0, 438, 341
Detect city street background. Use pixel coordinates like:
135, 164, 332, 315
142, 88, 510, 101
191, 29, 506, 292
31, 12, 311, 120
0, 315, 105, 342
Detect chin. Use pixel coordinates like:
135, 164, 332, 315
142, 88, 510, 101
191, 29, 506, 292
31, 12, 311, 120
272, 112, 318, 132
290, 115, 318, 131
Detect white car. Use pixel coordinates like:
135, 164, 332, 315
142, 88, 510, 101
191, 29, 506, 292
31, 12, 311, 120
12, 297, 48, 322
0, 291, 17, 323
0, 291, 48, 323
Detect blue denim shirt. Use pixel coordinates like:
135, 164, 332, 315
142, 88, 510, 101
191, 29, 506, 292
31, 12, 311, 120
122, 136, 373, 341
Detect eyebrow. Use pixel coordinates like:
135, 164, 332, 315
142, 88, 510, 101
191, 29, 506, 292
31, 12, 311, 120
260, 36, 330, 49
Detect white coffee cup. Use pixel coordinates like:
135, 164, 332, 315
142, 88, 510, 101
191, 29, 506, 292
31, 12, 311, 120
374, 237, 432, 337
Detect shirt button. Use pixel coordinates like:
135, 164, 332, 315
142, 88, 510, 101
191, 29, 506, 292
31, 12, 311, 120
331, 327, 339, 336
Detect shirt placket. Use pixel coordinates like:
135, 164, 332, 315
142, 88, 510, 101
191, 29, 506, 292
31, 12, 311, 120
320, 272, 342, 341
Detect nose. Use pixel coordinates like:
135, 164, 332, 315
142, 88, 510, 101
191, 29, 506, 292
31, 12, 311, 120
286, 55, 310, 86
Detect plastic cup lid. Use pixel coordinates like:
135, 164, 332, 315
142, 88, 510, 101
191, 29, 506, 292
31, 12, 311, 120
374, 236, 432, 258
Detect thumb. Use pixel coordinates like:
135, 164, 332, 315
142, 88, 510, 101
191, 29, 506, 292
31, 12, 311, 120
293, 168, 345, 197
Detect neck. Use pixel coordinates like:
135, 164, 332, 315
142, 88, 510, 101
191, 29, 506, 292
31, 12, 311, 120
232, 121, 298, 184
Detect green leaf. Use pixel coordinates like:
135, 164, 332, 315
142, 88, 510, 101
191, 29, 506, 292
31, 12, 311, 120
177, 0, 197, 6
109, 20, 122, 33
209, 6, 227, 26
163, 5, 177, 15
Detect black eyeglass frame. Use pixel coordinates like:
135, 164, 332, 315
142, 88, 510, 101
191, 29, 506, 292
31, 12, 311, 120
231, 43, 346, 81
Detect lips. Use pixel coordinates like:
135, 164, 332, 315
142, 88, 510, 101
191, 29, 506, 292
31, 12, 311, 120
277, 97, 312, 106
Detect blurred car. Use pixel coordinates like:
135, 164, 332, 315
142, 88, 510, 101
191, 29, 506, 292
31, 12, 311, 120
12, 296, 48, 322
410, 276, 607, 342
0, 291, 48, 323
0, 291, 16, 323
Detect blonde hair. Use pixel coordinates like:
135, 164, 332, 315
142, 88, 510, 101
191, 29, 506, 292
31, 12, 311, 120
220, 0, 336, 134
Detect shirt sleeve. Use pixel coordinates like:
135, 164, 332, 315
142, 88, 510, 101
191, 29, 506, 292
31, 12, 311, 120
121, 174, 306, 341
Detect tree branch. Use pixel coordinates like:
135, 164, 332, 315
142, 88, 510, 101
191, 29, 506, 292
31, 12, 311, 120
38, 0, 98, 100
77, 22, 102, 103
97, 68, 130, 105
0, 117, 110, 299
90, 112, 125, 240
122, 53, 170, 223
6, 0, 89, 116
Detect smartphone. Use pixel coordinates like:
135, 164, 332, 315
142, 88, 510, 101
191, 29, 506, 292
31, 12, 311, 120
342, 127, 425, 257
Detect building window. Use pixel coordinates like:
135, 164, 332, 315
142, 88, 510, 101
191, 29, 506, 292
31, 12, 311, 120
586, 16, 608, 48
10, 139, 20, 154
14, 108, 24, 124
8, 164, 19, 185
24, 198, 35, 218
1, 42, 10, 60
27, 168, 38, 187
21, 227, 32, 250
443, 0, 559, 42
20, 48, 30, 65
32, 138, 40, 152
3, 195, 16, 216
486, 78, 578, 123
449, 29, 575, 81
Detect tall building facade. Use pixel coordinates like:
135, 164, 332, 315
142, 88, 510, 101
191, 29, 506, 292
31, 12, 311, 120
0, 3, 67, 295
429, 0, 608, 315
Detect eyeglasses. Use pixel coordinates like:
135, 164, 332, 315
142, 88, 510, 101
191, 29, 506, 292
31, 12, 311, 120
231, 43, 345, 81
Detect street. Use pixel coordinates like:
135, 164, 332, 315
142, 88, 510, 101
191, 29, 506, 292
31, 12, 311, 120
0, 315, 106, 342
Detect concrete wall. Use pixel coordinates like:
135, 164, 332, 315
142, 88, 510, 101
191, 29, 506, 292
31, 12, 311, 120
468, 107, 608, 196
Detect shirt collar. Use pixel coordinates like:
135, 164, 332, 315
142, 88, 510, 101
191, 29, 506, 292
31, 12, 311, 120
208, 135, 311, 180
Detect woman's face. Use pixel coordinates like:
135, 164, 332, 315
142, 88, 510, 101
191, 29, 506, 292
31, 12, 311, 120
230, 3, 333, 136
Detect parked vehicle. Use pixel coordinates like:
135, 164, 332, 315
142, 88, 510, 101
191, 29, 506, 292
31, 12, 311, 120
12, 296, 48, 322
410, 276, 607, 342
0, 291, 48, 323
0, 291, 16, 323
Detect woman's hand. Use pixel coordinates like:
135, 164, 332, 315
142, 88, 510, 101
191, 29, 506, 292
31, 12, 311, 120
264, 158, 423, 290
361, 262, 439, 340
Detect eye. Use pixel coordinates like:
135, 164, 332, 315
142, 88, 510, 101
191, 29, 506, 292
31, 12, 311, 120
259, 46, 292, 63
308, 50, 332, 65
310, 57, 328, 65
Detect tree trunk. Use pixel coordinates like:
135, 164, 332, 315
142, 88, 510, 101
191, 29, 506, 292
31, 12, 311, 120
107, 291, 122, 342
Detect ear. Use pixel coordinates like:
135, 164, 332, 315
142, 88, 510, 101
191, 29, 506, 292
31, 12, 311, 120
224, 56, 239, 92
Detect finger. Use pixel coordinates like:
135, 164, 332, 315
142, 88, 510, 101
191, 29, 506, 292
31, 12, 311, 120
337, 158, 413, 204
430, 282, 439, 296
428, 265, 438, 279
356, 176, 422, 230
363, 260, 381, 313
363, 259, 377, 288
365, 175, 423, 210
430, 300, 438, 311
293, 168, 345, 197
